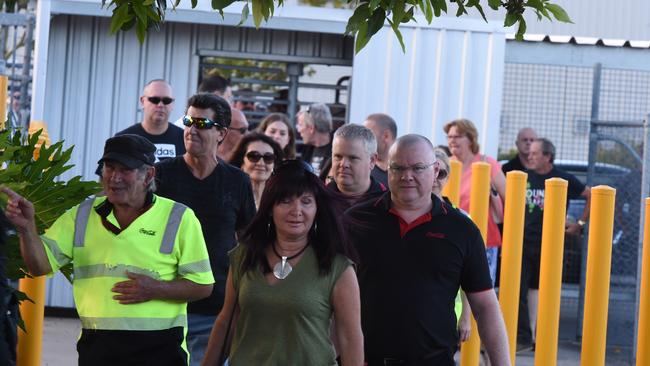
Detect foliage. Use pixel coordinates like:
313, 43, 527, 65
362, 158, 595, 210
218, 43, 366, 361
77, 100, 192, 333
497, 148, 517, 162
102, 0, 572, 52
0, 130, 101, 307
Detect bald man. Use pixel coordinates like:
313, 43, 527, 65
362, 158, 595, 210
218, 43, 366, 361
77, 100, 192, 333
502, 127, 537, 173
345, 134, 510, 366
217, 107, 249, 161
116, 79, 185, 162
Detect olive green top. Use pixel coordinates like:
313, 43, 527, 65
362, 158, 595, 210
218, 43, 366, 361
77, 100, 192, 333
228, 244, 351, 366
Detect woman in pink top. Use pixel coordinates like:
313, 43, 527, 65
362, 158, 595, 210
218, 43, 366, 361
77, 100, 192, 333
444, 119, 506, 284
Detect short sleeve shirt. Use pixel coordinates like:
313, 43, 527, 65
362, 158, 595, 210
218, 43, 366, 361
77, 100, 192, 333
155, 157, 256, 315
116, 123, 185, 162
524, 166, 586, 244
345, 193, 492, 360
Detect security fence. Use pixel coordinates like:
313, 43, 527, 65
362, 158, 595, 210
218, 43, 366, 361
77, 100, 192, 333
500, 61, 650, 363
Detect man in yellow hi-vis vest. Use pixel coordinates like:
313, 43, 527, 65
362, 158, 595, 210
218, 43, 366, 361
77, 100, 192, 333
2, 134, 214, 365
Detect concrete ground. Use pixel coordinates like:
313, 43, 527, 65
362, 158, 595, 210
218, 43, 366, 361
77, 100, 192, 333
41, 315, 634, 366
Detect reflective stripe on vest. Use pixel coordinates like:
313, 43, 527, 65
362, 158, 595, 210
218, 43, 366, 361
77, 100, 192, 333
80, 314, 187, 331
74, 263, 162, 280
72, 199, 187, 254
160, 202, 187, 254
73, 198, 95, 247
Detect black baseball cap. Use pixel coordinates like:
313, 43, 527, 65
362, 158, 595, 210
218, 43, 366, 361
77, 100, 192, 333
98, 134, 156, 169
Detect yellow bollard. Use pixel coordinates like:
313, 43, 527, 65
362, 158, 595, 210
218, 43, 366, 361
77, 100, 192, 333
460, 161, 491, 366
580, 186, 616, 366
499, 170, 528, 365
17, 277, 46, 366
534, 178, 568, 366
443, 159, 462, 206
0, 75, 7, 130
637, 198, 650, 366
17, 120, 51, 366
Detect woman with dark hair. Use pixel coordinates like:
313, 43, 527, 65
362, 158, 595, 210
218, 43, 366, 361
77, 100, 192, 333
229, 133, 284, 208
202, 160, 363, 366
257, 113, 297, 159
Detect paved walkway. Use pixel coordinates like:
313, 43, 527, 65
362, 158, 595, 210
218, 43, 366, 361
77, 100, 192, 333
41, 316, 633, 365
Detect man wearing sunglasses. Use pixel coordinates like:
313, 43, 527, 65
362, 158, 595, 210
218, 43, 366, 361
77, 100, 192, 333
155, 93, 256, 366
116, 79, 185, 162
216, 107, 249, 161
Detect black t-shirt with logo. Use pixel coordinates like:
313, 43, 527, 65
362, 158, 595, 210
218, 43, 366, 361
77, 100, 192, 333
345, 193, 492, 362
116, 123, 185, 162
155, 157, 256, 315
524, 166, 586, 245
301, 142, 332, 176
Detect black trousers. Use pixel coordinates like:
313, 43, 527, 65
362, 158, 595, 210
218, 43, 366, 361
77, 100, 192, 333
77, 327, 187, 366
518, 241, 542, 345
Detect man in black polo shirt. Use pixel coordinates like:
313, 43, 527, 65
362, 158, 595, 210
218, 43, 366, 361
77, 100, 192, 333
155, 93, 256, 365
346, 134, 510, 366
327, 124, 386, 207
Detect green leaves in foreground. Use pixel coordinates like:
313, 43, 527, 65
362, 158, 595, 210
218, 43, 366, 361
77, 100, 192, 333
102, 0, 571, 53
0, 129, 101, 282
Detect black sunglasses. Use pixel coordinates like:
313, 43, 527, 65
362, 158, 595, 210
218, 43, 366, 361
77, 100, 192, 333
147, 96, 174, 105
273, 159, 314, 175
246, 151, 275, 164
182, 115, 224, 129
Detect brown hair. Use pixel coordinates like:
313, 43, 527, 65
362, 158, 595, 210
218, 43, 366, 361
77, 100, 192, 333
443, 118, 479, 154
257, 113, 296, 159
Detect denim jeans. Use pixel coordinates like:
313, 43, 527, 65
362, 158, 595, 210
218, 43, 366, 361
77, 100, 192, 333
187, 313, 217, 366
485, 247, 498, 286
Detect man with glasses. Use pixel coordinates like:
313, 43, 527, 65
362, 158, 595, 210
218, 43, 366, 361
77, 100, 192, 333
327, 124, 386, 207
116, 79, 185, 162
345, 134, 510, 366
216, 107, 249, 161
155, 93, 256, 366
502, 127, 538, 173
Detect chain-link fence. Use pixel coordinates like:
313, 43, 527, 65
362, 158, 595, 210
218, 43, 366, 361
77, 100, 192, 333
500, 61, 650, 363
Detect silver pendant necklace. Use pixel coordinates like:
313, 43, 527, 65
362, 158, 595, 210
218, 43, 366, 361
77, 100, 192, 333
272, 242, 308, 280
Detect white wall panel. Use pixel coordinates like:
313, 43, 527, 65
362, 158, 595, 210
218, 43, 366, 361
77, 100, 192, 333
349, 17, 505, 157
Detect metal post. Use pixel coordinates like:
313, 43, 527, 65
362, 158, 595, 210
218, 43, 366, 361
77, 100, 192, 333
19, 14, 34, 133
578, 62, 602, 340
634, 115, 650, 363
286, 63, 302, 124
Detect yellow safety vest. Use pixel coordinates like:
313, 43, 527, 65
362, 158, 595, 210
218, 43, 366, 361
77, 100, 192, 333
41, 195, 214, 331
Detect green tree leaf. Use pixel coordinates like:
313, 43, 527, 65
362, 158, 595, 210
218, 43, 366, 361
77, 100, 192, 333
345, 3, 370, 35
238, 2, 250, 25
355, 21, 370, 53
487, 0, 500, 11
252, 0, 263, 27
504, 12, 518, 27
545, 3, 573, 23
515, 16, 527, 40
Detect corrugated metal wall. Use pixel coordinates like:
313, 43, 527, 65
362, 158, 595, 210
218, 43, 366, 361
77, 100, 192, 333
42, 13, 352, 307
463, 0, 650, 41
44, 14, 352, 181
349, 19, 506, 156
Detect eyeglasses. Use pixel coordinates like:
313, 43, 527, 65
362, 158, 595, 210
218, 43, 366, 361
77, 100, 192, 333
273, 159, 314, 175
246, 151, 275, 164
446, 134, 466, 140
146, 96, 174, 105
389, 162, 436, 175
437, 169, 448, 180
182, 115, 224, 129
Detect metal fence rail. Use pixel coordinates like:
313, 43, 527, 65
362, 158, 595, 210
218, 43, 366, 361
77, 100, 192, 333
500, 61, 650, 363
